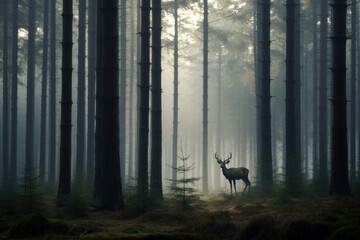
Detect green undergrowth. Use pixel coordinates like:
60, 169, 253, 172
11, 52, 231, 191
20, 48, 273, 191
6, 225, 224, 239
56, 193, 89, 218
0, 187, 360, 239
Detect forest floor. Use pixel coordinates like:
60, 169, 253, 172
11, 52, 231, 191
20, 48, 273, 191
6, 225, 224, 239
1, 188, 360, 239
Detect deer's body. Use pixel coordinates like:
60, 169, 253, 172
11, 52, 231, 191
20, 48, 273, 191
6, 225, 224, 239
216, 153, 251, 195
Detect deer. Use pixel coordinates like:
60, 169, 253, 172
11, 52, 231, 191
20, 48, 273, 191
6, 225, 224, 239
215, 152, 251, 195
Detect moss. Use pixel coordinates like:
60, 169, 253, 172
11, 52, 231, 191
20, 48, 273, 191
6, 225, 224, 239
329, 225, 360, 240
137, 209, 194, 224
0, 220, 9, 233
193, 219, 237, 237
283, 219, 334, 240
57, 193, 89, 218
9, 214, 49, 238
80, 232, 201, 240
48, 219, 69, 234
235, 215, 282, 240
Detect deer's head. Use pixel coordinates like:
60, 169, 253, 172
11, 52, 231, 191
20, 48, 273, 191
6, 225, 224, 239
215, 152, 232, 169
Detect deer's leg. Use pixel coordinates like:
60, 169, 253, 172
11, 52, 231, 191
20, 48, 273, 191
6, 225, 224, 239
243, 178, 251, 192
228, 180, 232, 195
233, 180, 237, 193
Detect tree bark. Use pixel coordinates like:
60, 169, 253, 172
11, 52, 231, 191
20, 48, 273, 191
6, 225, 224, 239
87, 0, 96, 185
215, 46, 222, 190
202, 0, 209, 193
94, 0, 104, 200
260, 0, 273, 188
285, 0, 301, 195
75, 0, 86, 186
312, 0, 319, 183
49, 0, 57, 185
329, 0, 351, 196
172, 0, 179, 183
57, 0, 73, 207
25, 0, 36, 193
98, 0, 124, 209
349, 0, 356, 182
137, 0, 151, 199
318, 0, 329, 189
39, 0, 49, 183
255, 0, 262, 182
150, 0, 163, 200
10, 0, 19, 191
128, 0, 136, 179
294, 0, 302, 178
120, 0, 127, 186
2, 0, 9, 190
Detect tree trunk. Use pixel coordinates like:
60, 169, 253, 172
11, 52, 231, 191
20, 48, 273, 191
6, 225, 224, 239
94, 0, 104, 200
49, 0, 57, 185
329, 0, 351, 196
294, 0, 302, 178
75, 0, 86, 186
150, 0, 163, 200
39, 0, 49, 184
260, 0, 273, 188
255, 0, 262, 182
312, 0, 319, 183
120, 0, 127, 186
137, 0, 151, 199
349, 0, 356, 183
135, 0, 141, 181
172, 0, 179, 183
25, 0, 36, 193
318, 0, 329, 189
202, 0, 209, 193
87, 0, 96, 185
128, 0, 136, 179
303, 44, 309, 178
215, 46, 222, 190
57, 0, 73, 207
98, 0, 124, 209
10, 0, 19, 191
2, 0, 9, 190
357, 2, 360, 183
285, 0, 301, 195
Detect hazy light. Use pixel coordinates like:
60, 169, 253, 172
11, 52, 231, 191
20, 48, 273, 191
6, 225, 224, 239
18, 28, 28, 39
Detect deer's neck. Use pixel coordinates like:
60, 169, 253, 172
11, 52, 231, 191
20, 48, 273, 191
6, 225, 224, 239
222, 166, 232, 178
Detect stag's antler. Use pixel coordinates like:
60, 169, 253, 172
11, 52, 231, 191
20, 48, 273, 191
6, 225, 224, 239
225, 152, 232, 161
215, 152, 222, 163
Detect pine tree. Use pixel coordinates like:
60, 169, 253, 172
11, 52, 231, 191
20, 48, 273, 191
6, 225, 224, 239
57, 0, 73, 207
49, 0, 57, 185
137, 0, 151, 199
260, 0, 273, 188
329, 0, 351, 196
75, 0, 86, 186
39, 0, 49, 183
10, 0, 19, 191
2, 0, 10, 190
150, 0, 163, 200
96, 0, 124, 210
25, 0, 36, 194
202, 0, 209, 193
168, 148, 200, 206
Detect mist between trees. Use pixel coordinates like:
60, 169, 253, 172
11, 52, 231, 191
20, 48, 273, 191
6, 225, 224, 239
0, 0, 357, 209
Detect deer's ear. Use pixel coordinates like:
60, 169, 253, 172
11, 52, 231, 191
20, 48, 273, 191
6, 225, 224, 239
224, 159, 230, 164
217, 159, 222, 164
